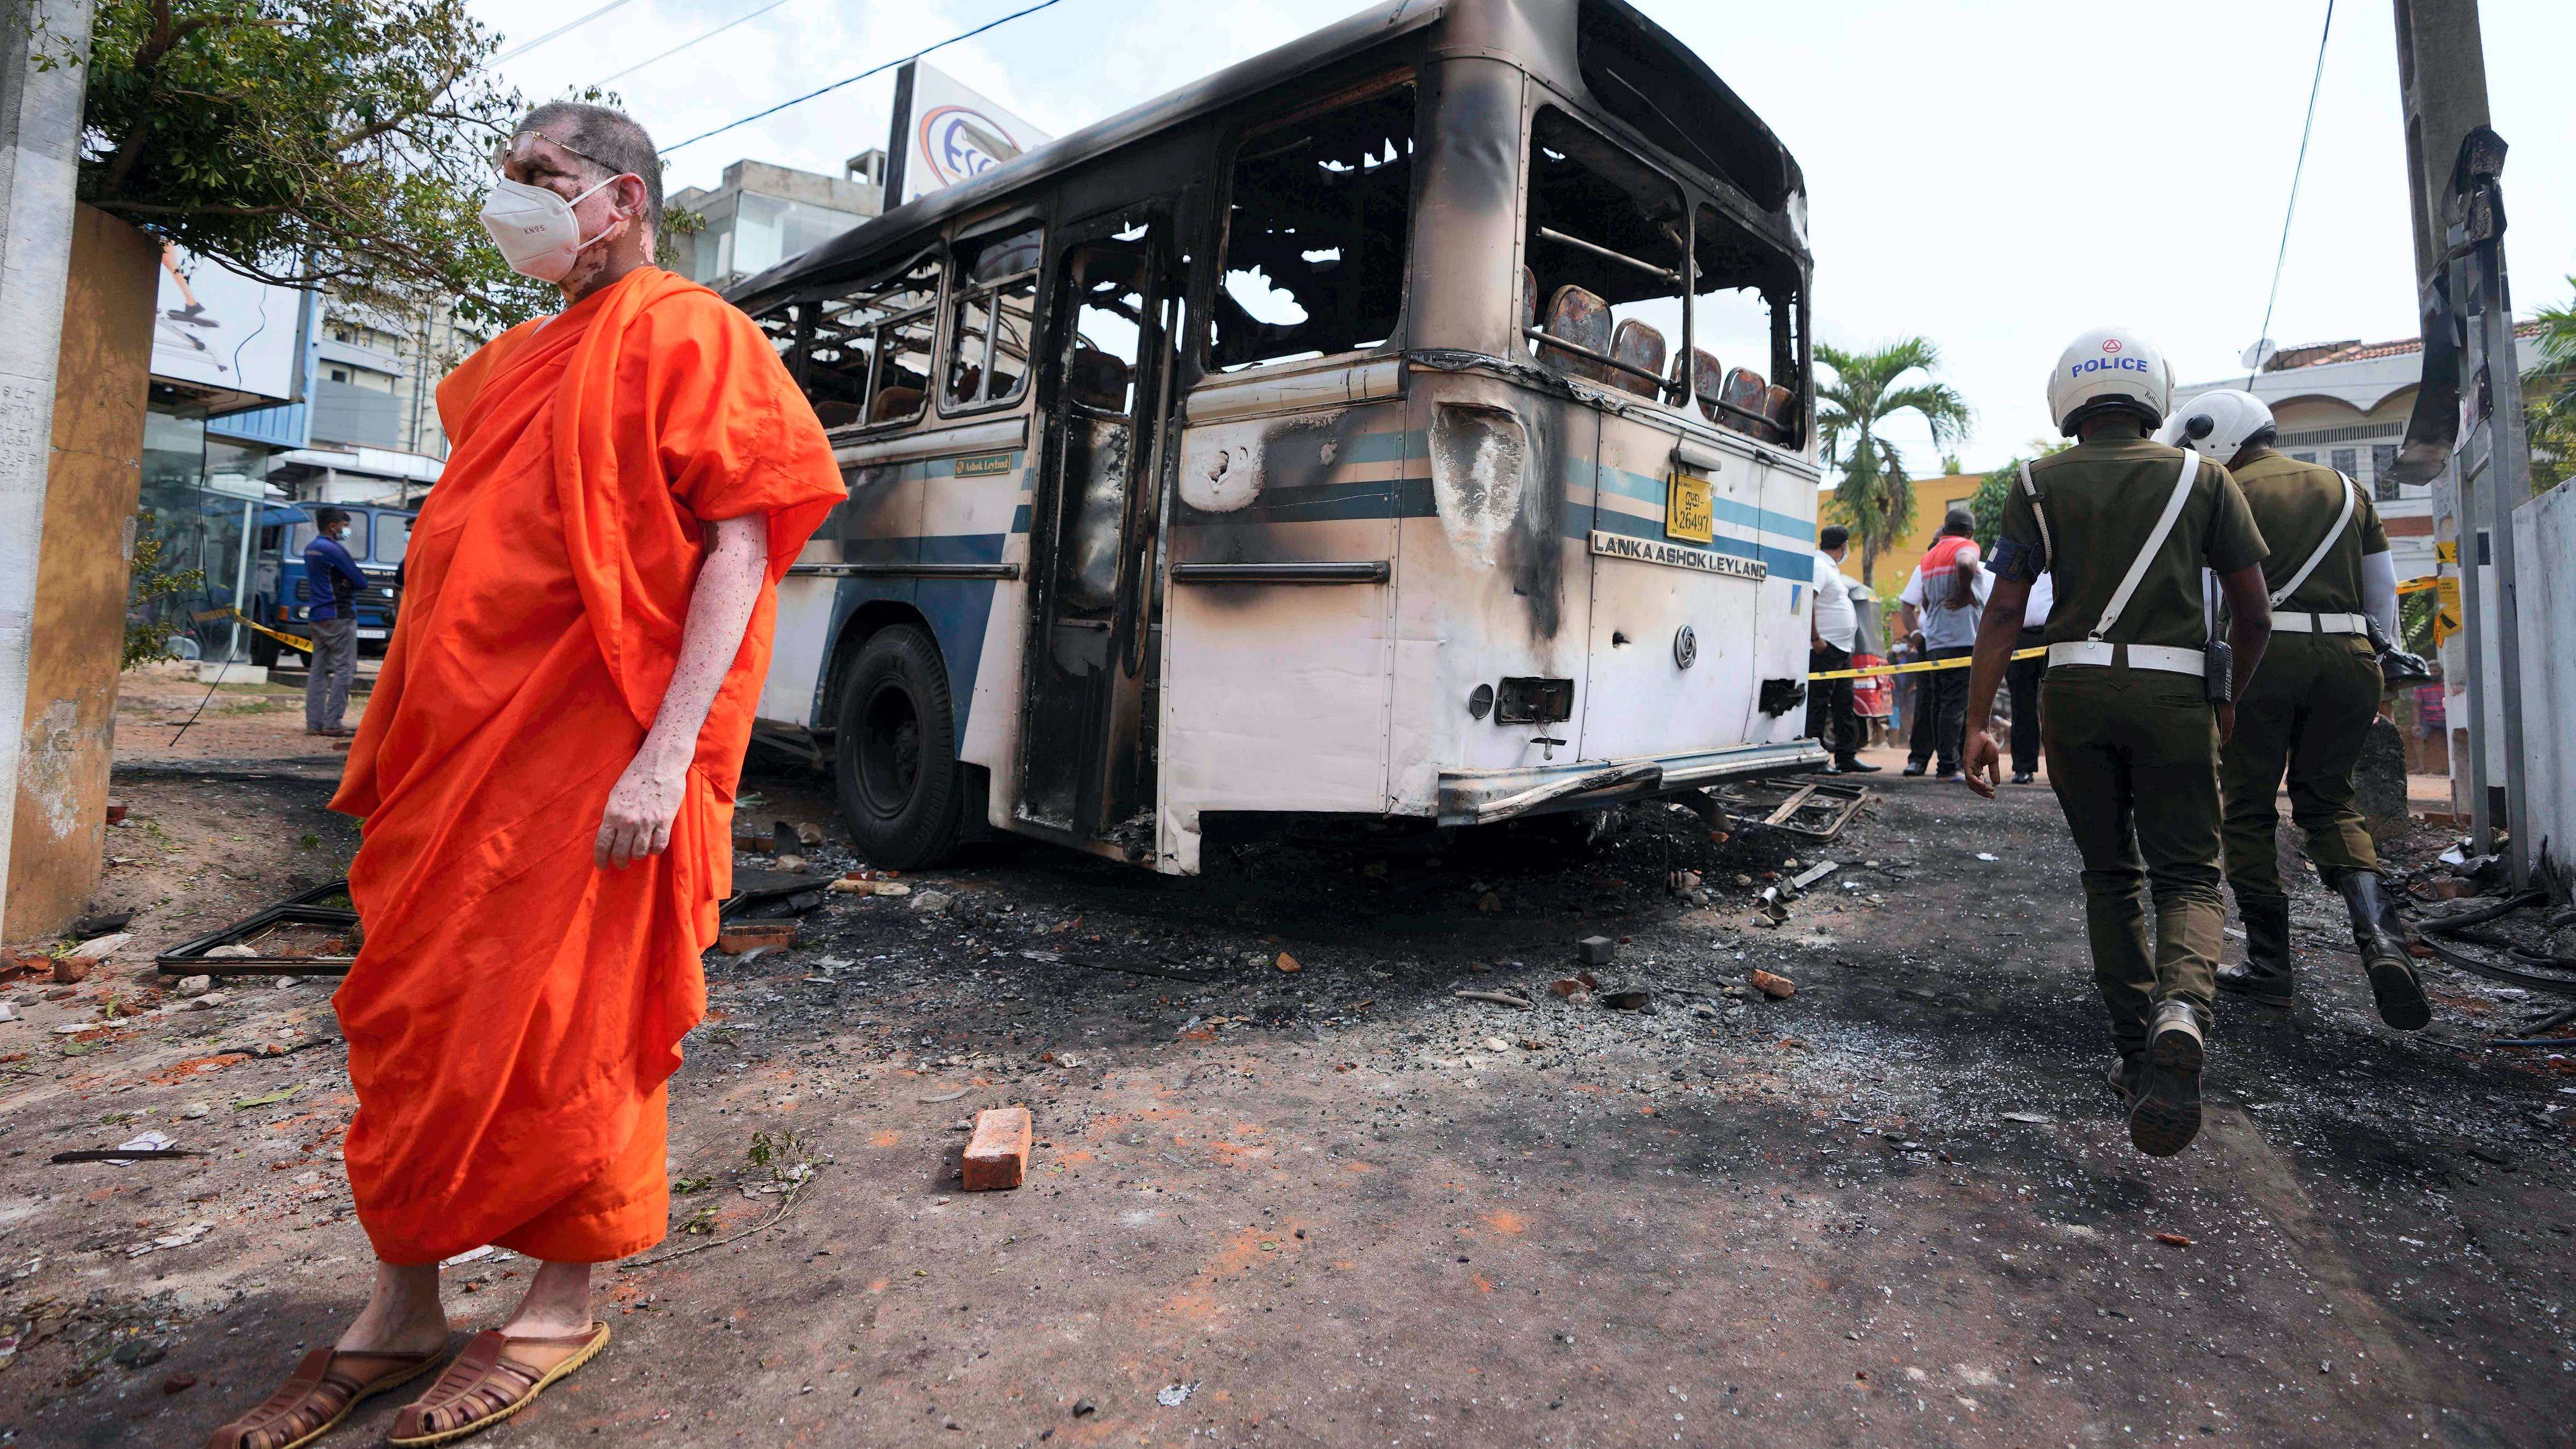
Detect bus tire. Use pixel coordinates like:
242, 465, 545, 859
248, 632, 280, 670
834, 624, 966, 870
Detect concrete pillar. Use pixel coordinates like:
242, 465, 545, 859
8, 206, 157, 938
0, 0, 98, 939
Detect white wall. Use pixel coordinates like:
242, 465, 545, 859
2512, 479, 2576, 890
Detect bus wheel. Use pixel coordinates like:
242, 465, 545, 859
248, 632, 280, 670
834, 624, 965, 870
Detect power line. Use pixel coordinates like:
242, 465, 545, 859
494, 0, 640, 63
595, 0, 798, 88
2247, 0, 2336, 385
660, 0, 1067, 157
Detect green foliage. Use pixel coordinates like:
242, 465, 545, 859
1815, 338, 1974, 585
57, 0, 582, 331
122, 510, 205, 669
2527, 278, 2576, 490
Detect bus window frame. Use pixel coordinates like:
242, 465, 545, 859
1201, 68, 1422, 380
784, 246, 950, 436
937, 217, 1048, 422
1520, 91, 1812, 445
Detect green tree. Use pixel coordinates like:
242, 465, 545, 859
2527, 278, 2576, 489
54, 0, 560, 331
122, 511, 205, 669
1815, 338, 1974, 584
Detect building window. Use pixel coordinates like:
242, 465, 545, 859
2331, 446, 2357, 480
2372, 443, 2400, 501
327, 366, 350, 384
1212, 82, 1416, 372
2291, 452, 2316, 464
944, 225, 1041, 413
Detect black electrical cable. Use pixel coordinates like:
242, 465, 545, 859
2245, 0, 2336, 385
660, 0, 1067, 157
2410, 890, 2576, 997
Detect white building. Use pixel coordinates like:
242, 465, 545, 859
668, 153, 886, 292
2178, 323, 2542, 583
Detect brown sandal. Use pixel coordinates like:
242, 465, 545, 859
204, 1346, 445, 1449
386, 1323, 610, 1446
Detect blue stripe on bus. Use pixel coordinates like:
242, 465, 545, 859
1579, 508, 1816, 578
820, 531, 1009, 739
1593, 464, 1815, 543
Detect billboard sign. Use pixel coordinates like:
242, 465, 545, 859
151, 243, 305, 409
886, 60, 1052, 207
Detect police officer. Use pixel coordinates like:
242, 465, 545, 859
2159, 390, 2429, 1029
1962, 328, 2274, 1158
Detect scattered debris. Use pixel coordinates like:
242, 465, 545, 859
1157, 1382, 1197, 1408
2001, 1112, 2053, 1126
962, 1106, 1034, 1191
1750, 969, 1795, 1000
919, 1087, 973, 1104
173, 974, 213, 995
911, 890, 955, 914
50, 956, 93, 985
52, 1133, 192, 1165
2153, 1232, 2193, 1248
1975, 852, 2000, 862
232, 1083, 303, 1109
1276, 953, 1302, 973
1577, 936, 1618, 967
717, 921, 799, 955
1598, 986, 1649, 1010
1455, 990, 1533, 1010
161, 1372, 198, 1395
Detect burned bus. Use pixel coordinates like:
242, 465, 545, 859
726, 0, 1824, 873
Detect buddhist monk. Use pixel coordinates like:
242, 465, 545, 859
208, 102, 845, 1449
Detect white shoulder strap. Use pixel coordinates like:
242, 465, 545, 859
2089, 451, 2200, 643
2266, 471, 2359, 608
2018, 462, 2052, 565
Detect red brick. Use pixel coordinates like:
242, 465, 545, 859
1750, 969, 1795, 999
52, 956, 96, 984
715, 921, 797, 955
961, 1106, 1033, 1192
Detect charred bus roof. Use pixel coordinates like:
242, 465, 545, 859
725, 0, 1805, 315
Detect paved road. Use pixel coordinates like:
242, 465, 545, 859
6, 766, 2566, 1446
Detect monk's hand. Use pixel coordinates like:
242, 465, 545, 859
598, 752, 687, 870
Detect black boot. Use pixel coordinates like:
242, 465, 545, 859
2216, 893, 2293, 1010
2336, 870, 2430, 1030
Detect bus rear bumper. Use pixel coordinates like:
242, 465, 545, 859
1435, 740, 1827, 827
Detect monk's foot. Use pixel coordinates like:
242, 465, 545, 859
204, 1345, 446, 1449
387, 1323, 610, 1446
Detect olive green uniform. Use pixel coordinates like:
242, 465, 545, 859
2001, 437, 2268, 1056
2218, 447, 2389, 899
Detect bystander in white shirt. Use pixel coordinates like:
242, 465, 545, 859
1812, 551, 1857, 652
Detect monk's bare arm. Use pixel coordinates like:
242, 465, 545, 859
597, 514, 768, 870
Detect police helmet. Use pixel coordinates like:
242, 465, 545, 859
2047, 327, 2175, 436
2156, 388, 2275, 461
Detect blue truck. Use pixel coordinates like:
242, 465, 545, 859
246, 504, 413, 668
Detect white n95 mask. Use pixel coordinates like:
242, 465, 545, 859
477, 174, 623, 283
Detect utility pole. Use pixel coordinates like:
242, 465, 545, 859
0, 0, 96, 929
2384, 0, 2532, 884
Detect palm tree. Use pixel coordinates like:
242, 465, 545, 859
2528, 278, 2576, 488
1815, 338, 1974, 583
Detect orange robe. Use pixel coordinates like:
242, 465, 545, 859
329, 267, 843, 1265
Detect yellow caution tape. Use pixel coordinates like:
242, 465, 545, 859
2397, 575, 2440, 596
226, 609, 314, 655
1810, 646, 2045, 681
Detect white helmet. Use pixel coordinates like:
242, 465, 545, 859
2047, 326, 2175, 436
2158, 388, 2275, 460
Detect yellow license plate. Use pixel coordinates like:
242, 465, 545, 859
1665, 472, 1714, 543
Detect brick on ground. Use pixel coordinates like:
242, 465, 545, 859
962, 1106, 1033, 1191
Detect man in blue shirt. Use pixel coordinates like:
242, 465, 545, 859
302, 507, 373, 736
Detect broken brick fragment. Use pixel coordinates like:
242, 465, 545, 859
962, 1106, 1034, 1191
1750, 969, 1794, 999
1276, 953, 1301, 973
52, 956, 96, 984
715, 921, 797, 955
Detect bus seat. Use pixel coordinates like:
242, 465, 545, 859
1538, 284, 1611, 381
869, 386, 923, 423
1608, 319, 1666, 398
948, 363, 983, 405
1067, 347, 1130, 412
1718, 367, 1770, 438
813, 399, 863, 429
1761, 384, 1796, 439
1685, 349, 1724, 420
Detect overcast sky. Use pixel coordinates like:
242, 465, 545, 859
475, 0, 2575, 472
